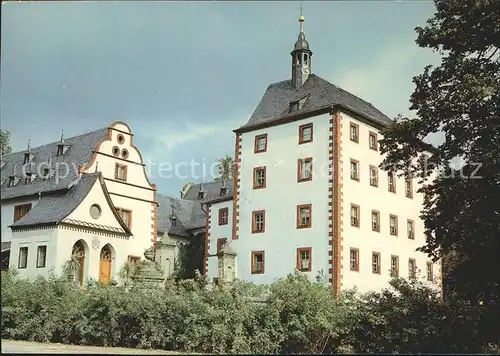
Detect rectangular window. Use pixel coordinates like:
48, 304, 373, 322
251, 251, 265, 274
369, 165, 378, 187
391, 255, 399, 277
388, 172, 396, 193
350, 123, 359, 142
115, 163, 127, 181
350, 159, 360, 181
296, 204, 312, 228
298, 123, 313, 144
13, 203, 32, 223
217, 238, 227, 253
372, 252, 381, 274
254, 134, 268, 153
218, 207, 229, 225
36, 245, 47, 268
350, 248, 359, 271
389, 214, 398, 236
351, 204, 360, 227
426, 262, 433, 281
252, 210, 265, 233
408, 258, 417, 279
407, 219, 415, 239
371, 210, 380, 232
116, 208, 132, 228
253, 166, 267, 189
128, 255, 141, 265
297, 158, 313, 182
405, 179, 413, 198
369, 131, 378, 150
296, 247, 312, 272
18, 247, 28, 269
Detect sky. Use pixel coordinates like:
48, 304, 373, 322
1, 1, 441, 196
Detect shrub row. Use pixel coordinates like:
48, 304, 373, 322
1, 270, 497, 354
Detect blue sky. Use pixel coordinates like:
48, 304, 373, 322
1, 1, 439, 196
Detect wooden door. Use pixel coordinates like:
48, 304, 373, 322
99, 245, 112, 285
99, 259, 111, 284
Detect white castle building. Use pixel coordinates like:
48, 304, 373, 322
1, 15, 441, 295
0, 122, 206, 284
202, 15, 441, 295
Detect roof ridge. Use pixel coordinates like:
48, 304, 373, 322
319, 75, 389, 115
2, 127, 108, 158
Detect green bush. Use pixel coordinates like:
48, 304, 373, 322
1, 270, 496, 354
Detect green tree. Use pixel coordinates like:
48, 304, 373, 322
1, 129, 12, 155
379, 0, 500, 305
214, 155, 234, 181
172, 232, 204, 281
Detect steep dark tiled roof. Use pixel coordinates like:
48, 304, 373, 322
9, 173, 99, 228
156, 194, 205, 238
156, 181, 233, 238
182, 180, 234, 202
9, 172, 132, 234
0, 128, 108, 200
238, 74, 392, 130
1, 242, 11, 252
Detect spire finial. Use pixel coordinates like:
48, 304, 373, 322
299, 2, 304, 33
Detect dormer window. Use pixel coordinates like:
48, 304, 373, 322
220, 187, 227, 196
169, 215, 177, 226
8, 176, 15, 188
23, 153, 30, 164
198, 191, 205, 200
289, 101, 299, 113
57, 144, 64, 157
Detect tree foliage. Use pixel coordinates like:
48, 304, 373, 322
214, 155, 234, 181
379, 0, 500, 306
1, 271, 496, 353
171, 232, 204, 281
1, 129, 12, 155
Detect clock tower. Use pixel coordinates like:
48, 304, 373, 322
291, 14, 312, 89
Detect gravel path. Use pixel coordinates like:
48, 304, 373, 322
1, 339, 180, 354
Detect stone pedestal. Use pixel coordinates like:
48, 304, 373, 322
217, 243, 237, 284
131, 246, 165, 289
154, 235, 177, 280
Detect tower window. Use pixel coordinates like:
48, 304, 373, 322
297, 53, 302, 64
23, 153, 30, 164
304, 54, 308, 64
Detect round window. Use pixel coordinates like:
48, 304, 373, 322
90, 204, 102, 219
112, 146, 120, 156
121, 149, 129, 159
117, 134, 125, 144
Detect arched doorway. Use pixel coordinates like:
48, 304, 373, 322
99, 244, 113, 285
70, 240, 86, 285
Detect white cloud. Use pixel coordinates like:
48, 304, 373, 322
158, 116, 246, 150
334, 43, 439, 120
159, 124, 218, 150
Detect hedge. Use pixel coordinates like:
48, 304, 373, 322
1, 270, 497, 354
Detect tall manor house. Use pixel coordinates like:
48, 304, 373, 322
0, 15, 440, 294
